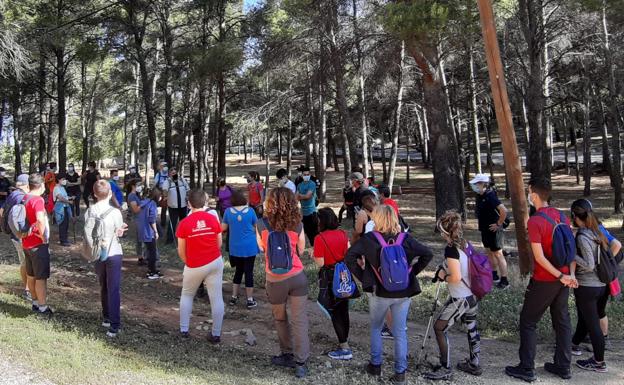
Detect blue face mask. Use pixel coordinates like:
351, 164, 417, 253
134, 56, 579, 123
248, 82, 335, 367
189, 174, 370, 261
470, 184, 482, 194
303, 175, 311, 182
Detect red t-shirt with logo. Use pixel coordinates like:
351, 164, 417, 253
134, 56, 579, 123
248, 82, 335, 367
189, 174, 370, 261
176, 211, 222, 268
22, 195, 47, 250
527, 207, 571, 282
313, 229, 349, 266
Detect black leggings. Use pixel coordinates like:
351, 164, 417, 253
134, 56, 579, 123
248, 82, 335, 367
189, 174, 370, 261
572, 286, 608, 362
330, 299, 350, 344
144, 240, 158, 274
230, 256, 256, 288
302, 213, 319, 246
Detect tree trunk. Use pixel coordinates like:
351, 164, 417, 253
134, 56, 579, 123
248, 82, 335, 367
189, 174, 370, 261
287, 86, 293, 174
80, 61, 88, 170
388, 41, 405, 192
468, 46, 482, 174
11, 91, 23, 175
55, 44, 67, 171
352, 0, 369, 177
583, 81, 592, 197
38, 51, 47, 169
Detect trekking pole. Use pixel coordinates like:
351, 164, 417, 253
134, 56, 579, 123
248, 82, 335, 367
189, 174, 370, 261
416, 268, 443, 367
168, 217, 178, 247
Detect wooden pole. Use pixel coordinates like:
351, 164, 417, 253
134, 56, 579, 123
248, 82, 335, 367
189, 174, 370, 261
477, 0, 532, 274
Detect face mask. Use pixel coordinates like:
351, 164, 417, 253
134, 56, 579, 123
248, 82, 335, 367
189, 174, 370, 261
163, 167, 169, 173
113, 176, 120, 181
136, 185, 144, 193
0, 172, 5, 177
527, 192, 534, 207
68, 167, 74, 173
60, 180, 68, 186
470, 184, 481, 194
130, 168, 136, 174
298, 172, 302, 177
303, 175, 311, 182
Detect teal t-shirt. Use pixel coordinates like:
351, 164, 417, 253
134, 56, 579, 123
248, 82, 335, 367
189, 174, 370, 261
297, 180, 317, 216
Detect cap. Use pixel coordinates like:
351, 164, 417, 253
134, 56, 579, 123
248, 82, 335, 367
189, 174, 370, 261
469, 174, 490, 184
349, 172, 365, 182
16, 174, 29, 186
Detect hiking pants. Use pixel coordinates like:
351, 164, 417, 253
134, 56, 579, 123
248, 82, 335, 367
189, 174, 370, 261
518, 279, 572, 370
179, 257, 224, 336
331, 298, 350, 345
58, 207, 70, 244
95, 254, 123, 331
572, 285, 608, 362
266, 272, 310, 364
302, 212, 319, 247
369, 294, 411, 374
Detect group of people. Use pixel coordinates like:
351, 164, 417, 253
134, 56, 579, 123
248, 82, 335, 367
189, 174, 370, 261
0, 161, 622, 384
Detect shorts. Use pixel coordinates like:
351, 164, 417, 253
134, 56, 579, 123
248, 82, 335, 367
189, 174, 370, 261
266, 272, 308, 305
11, 239, 26, 265
481, 229, 504, 252
24, 244, 51, 280
437, 295, 478, 330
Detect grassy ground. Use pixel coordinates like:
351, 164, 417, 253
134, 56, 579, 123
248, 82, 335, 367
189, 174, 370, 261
1, 156, 624, 385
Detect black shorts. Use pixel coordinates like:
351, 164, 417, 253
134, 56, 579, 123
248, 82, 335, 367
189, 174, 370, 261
24, 244, 51, 280
481, 229, 504, 252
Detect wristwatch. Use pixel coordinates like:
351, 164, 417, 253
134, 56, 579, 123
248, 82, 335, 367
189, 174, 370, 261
557, 272, 564, 280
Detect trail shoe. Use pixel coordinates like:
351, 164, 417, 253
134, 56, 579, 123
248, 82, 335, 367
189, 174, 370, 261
381, 324, 394, 339
106, 329, 119, 338
272, 353, 296, 368
246, 298, 258, 309
295, 363, 308, 378
23, 290, 32, 301
147, 272, 161, 280
228, 296, 239, 306
31, 304, 39, 312
37, 307, 54, 320
505, 365, 536, 382
457, 359, 483, 376
496, 280, 510, 290
207, 333, 221, 345
571, 345, 583, 356
102, 319, 111, 328
365, 362, 381, 376
389, 371, 406, 385
424, 366, 452, 381
180, 331, 190, 339
492, 271, 501, 283
544, 362, 571, 380
576, 358, 607, 373
328, 348, 353, 360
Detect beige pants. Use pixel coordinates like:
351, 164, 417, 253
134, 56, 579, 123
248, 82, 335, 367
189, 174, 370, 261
180, 258, 224, 335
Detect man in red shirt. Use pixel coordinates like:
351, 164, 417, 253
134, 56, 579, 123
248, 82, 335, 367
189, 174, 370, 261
22, 174, 53, 318
176, 189, 224, 343
506, 177, 577, 382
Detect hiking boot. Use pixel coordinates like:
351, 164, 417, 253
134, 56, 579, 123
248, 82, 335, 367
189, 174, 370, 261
571, 345, 583, 356
102, 319, 111, 329
37, 307, 54, 320
424, 366, 452, 381
207, 333, 221, 345
328, 348, 353, 360
272, 353, 296, 368
180, 331, 190, 339
246, 298, 258, 309
381, 324, 394, 339
576, 358, 607, 373
544, 362, 571, 380
457, 359, 483, 376
389, 371, 406, 385
505, 365, 536, 382
295, 363, 308, 378
228, 296, 238, 306
106, 328, 119, 338
365, 362, 381, 376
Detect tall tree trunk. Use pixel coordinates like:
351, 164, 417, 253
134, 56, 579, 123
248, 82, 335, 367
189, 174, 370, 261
388, 41, 405, 192
38, 51, 47, 168
352, 0, 369, 176
287, 85, 293, 174
11, 91, 23, 175
55, 44, 67, 171
468, 46, 482, 175
583, 79, 592, 197
80, 61, 88, 170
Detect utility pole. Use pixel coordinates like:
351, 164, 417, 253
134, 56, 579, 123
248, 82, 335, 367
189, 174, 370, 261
477, 0, 532, 274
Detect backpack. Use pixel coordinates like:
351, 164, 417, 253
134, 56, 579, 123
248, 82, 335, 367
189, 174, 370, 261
318, 232, 357, 298
579, 233, 619, 286
371, 232, 411, 292
2, 191, 25, 235
537, 211, 576, 268
82, 207, 116, 262
462, 242, 494, 300
8, 194, 34, 239
265, 222, 294, 275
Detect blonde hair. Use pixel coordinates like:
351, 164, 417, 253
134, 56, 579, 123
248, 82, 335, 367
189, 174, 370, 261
370, 204, 401, 235
437, 210, 466, 249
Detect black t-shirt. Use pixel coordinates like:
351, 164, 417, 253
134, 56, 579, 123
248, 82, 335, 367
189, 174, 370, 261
475, 189, 501, 232
84, 170, 100, 196
353, 186, 369, 210
444, 245, 460, 260
66, 172, 81, 196
0, 177, 11, 202
343, 187, 354, 203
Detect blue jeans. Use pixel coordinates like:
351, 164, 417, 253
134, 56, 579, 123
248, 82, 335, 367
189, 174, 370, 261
369, 294, 411, 374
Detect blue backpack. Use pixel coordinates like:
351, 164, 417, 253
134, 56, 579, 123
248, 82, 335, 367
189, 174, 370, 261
265, 220, 294, 274
372, 232, 411, 292
537, 211, 576, 268
333, 262, 357, 298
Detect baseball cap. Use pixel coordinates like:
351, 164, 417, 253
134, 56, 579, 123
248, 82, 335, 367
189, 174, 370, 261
349, 172, 365, 182
469, 174, 490, 185
16, 174, 29, 186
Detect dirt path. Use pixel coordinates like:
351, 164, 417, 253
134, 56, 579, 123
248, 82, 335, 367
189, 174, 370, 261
0, 351, 54, 385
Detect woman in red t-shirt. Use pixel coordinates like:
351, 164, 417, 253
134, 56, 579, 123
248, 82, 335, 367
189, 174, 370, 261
313, 208, 352, 361
246, 171, 265, 217
176, 189, 224, 343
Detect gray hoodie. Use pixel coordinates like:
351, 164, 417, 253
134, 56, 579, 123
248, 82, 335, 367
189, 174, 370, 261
574, 228, 606, 287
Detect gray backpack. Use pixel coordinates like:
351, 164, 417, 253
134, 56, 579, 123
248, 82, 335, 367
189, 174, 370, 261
82, 207, 115, 262
8, 195, 34, 239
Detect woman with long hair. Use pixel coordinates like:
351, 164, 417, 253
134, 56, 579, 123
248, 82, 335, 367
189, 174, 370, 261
256, 187, 310, 378
569, 199, 610, 372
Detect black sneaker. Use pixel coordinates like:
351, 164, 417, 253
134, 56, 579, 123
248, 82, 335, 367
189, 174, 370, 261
295, 363, 308, 378
207, 333, 221, 345
492, 271, 501, 284
229, 296, 239, 306
272, 353, 296, 368
102, 319, 111, 328
246, 298, 258, 309
544, 362, 571, 380
366, 362, 381, 376
106, 328, 120, 338
381, 324, 394, 339
389, 371, 406, 385
31, 304, 39, 312
576, 358, 607, 373
424, 366, 453, 381
180, 331, 190, 339
37, 307, 54, 320
496, 280, 510, 290
146, 272, 161, 280
571, 345, 583, 356
505, 365, 536, 382
457, 359, 483, 376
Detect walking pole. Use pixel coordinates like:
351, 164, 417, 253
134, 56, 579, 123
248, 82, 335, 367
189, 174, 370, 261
416, 268, 443, 367
168, 217, 178, 247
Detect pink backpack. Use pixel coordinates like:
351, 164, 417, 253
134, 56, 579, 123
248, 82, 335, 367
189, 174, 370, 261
462, 242, 493, 300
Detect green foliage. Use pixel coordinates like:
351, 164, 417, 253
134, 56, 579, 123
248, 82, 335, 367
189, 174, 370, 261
383, 1, 451, 40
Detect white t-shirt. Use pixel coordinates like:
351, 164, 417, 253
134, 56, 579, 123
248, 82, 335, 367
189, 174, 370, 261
162, 177, 190, 209
443, 245, 473, 298
85, 200, 124, 257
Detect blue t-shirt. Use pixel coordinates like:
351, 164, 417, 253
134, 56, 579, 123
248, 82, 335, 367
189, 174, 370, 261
297, 180, 317, 216
599, 224, 616, 244
128, 192, 141, 218
110, 182, 123, 205
223, 206, 259, 257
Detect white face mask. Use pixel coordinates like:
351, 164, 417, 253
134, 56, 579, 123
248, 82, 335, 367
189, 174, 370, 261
136, 185, 144, 193
113, 176, 120, 181
130, 168, 136, 173
60, 180, 68, 186
0, 172, 5, 177
162, 167, 169, 173
527, 192, 534, 207
470, 184, 482, 194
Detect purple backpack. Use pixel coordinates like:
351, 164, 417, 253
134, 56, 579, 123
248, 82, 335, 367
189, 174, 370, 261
462, 242, 493, 299
372, 232, 411, 292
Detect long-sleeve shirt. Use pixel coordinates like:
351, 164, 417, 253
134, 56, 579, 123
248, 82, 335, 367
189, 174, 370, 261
575, 228, 605, 287
345, 232, 433, 298
136, 199, 158, 242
